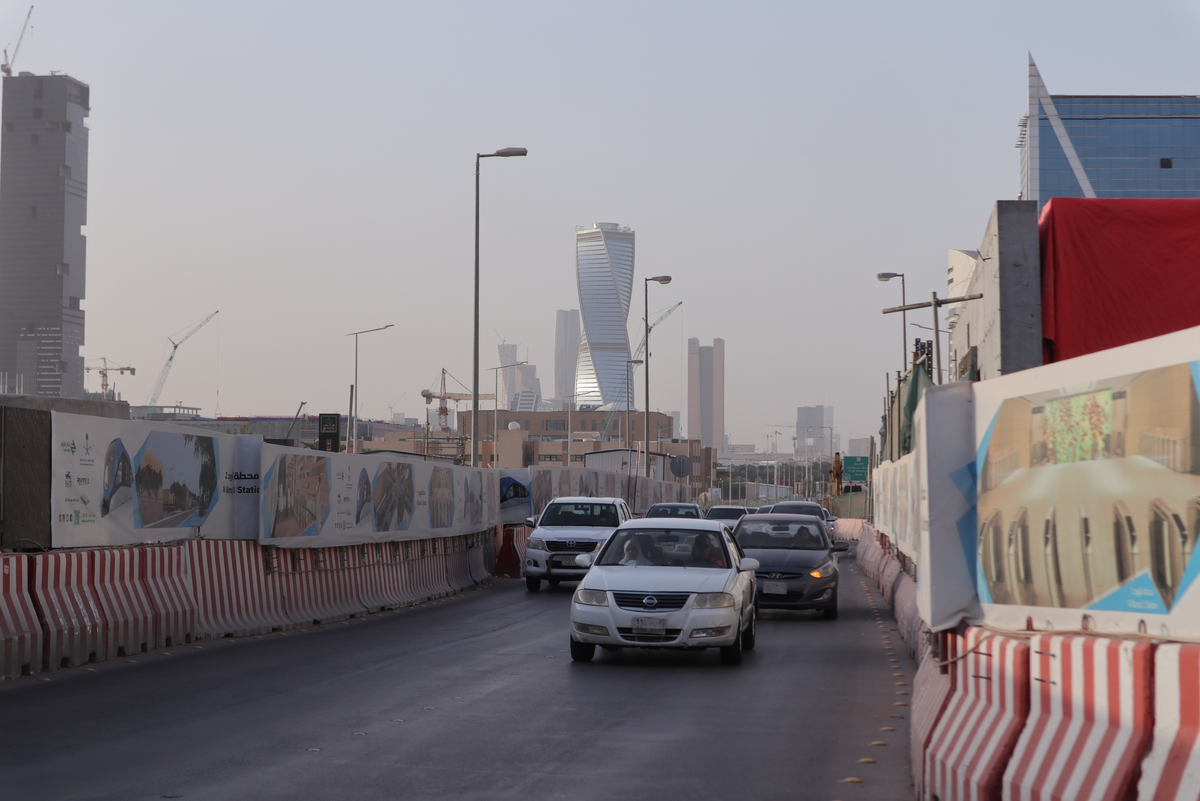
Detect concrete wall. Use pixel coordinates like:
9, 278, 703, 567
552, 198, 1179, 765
949, 200, 1042, 381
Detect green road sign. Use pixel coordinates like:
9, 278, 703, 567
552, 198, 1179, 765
843, 456, 869, 483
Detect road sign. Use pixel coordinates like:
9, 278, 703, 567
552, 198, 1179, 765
318, 413, 341, 452
843, 456, 868, 483
670, 455, 693, 478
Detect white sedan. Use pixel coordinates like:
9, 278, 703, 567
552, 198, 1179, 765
568, 519, 760, 665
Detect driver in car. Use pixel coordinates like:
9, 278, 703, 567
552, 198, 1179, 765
687, 534, 725, 568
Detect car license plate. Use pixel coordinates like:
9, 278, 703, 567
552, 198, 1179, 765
632, 617, 666, 635
556, 554, 579, 565
762, 581, 788, 595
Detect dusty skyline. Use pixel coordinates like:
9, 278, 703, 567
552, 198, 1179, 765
9, 0, 1199, 448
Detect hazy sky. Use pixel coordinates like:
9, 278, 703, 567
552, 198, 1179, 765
8, 0, 1199, 449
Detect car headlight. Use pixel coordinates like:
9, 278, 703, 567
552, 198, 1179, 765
809, 561, 835, 579
693, 592, 735, 609
574, 588, 609, 606
527, 537, 546, 550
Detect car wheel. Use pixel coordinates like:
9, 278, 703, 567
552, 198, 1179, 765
570, 638, 596, 662
525, 576, 541, 592
822, 588, 838, 620
742, 608, 757, 651
719, 627, 744, 665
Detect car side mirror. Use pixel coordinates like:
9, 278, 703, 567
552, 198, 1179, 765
575, 553, 593, 568
832, 541, 850, 552
525, 516, 537, 527
738, 557, 760, 572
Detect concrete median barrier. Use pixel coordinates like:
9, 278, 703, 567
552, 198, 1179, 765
30, 551, 104, 670
1003, 634, 1153, 801
925, 628, 1030, 801
92, 548, 154, 659
0, 553, 40, 680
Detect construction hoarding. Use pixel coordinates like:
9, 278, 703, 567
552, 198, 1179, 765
50, 412, 247, 547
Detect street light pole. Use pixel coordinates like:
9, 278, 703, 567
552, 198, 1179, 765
877, 272, 907, 368
488, 360, 526, 465
626, 358, 643, 451
643, 275, 672, 477
345, 324, 393, 454
472, 146, 527, 468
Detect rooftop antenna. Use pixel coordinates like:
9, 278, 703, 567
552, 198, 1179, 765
2, 6, 33, 78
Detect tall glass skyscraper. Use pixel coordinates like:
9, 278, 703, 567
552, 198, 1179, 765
573, 223, 634, 410
1020, 55, 1200, 209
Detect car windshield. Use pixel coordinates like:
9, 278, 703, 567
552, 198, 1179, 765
705, 507, 744, 520
539, 502, 619, 527
646, 505, 699, 518
597, 528, 730, 568
735, 520, 828, 550
773, 503, 824, 517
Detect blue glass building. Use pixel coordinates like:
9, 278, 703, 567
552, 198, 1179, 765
1020, 55, 1200, 209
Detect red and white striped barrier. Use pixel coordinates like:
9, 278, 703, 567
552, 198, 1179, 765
1003, 635, 1153, 801
276, 549, 362, 625
30, 551, 104, 669
833, 518, 865, 541
912, 631, 958, 801
926, 629, 1030, 801
353, 544, 399, 612
188, 540, 285, 638
0, 554, 40, 680
142, 545, 197, 648
92, 548, 154, 659
893, 573, 921, 659
880, 556, 902, 605
1139, 642, 1200, 800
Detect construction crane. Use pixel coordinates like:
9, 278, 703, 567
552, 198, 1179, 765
2, 6, 33, 78
85, 357, 135, 400
146, 311, 218, 406
599, 301, 682, 439
421, 368, 495, 433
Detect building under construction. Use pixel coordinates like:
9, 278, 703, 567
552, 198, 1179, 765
0, 72, 91, 398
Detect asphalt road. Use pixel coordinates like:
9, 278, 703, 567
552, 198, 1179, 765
0, 555, 914, 801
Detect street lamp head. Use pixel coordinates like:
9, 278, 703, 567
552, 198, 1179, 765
648, 275, 672, 284
877, 272, 903, 282
493, 147, 528, 157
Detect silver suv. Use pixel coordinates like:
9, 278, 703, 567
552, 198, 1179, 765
524, 496, 632, 591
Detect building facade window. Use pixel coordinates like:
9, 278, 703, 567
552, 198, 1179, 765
539, 454, 562, 462
543, 419, 566, 431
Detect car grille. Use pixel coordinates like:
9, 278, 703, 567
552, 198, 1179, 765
546, 540, 598, 552
617, 628, 682, 643
612, 592, 691, 611
756, 572, 808, 581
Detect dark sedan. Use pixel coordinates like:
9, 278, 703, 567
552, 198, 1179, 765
772, 502, 835, 537
732, 514, 848, 619
645, 503, 703, 519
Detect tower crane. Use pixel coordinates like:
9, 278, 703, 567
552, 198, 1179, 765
85, 357, 135, 399
146, 311, 218, 406
2, 6, 33, 78
421, 368, 495, 433
599, 301, 682, 439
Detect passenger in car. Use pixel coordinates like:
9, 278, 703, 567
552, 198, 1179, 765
620, 541, 653, 566
687, 535, 725, 568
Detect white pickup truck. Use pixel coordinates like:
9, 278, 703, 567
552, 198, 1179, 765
523, 496, 633, 591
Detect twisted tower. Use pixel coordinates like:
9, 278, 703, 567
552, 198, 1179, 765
573, 223, 634, 409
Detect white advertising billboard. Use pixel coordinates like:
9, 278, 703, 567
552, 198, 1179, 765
50, 412, 246, 547
973, 325, 1200, 637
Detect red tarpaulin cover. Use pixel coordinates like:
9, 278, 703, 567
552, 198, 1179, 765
1040, 198, 1200, 363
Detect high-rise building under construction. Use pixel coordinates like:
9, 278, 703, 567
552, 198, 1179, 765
0, 73, 90, 398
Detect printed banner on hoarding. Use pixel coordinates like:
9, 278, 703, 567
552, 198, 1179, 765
972, 324, 1200, 636
50, 412, 246, 547
257, 444, 500, 548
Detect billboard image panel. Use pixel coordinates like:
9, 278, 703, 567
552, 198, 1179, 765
977, 360, 1200, 625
